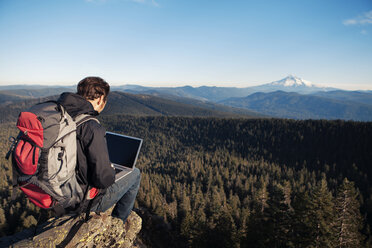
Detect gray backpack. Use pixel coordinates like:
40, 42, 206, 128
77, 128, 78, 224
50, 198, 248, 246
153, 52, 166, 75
6, 101, 97, 212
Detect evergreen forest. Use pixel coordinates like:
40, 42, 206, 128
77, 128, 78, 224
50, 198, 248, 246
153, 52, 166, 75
0, 116, 371, 247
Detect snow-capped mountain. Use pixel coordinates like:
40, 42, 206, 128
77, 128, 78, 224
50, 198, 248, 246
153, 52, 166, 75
249, 75, 336, 94
110, 75, 338, 102
269, 75, 315, 87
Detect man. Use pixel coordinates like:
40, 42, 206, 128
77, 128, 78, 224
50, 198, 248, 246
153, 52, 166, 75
57, 76, 141, 222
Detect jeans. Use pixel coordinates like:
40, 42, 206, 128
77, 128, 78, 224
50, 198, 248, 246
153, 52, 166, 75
90, 167, 141, 222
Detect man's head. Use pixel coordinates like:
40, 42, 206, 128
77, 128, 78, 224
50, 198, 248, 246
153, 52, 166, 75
77, 77, 110, 113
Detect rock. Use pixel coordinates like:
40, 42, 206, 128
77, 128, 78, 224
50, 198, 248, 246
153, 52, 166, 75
0, 208, 143, 248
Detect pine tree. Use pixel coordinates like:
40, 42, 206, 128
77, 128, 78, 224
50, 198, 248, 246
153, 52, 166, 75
180, 211, 194, 245
307, 178, 337, 248
291, 190, 313, 247
195, 209, 238, 248
243, 179, 269, 248
255, 177, 269, 214
334, 178, 364, 248
263, 184, 293, 247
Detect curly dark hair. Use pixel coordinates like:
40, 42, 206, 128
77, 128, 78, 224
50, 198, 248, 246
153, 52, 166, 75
77, 76, 110, 102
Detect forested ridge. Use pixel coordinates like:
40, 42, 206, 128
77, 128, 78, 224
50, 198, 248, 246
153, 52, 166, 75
1, 116, 371, 247
0, 91, 260, 124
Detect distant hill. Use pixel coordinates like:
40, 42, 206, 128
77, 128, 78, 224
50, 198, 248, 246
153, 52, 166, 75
0, 91, 262, 123
219, 91, 372, 121
0, 87, 74, 99
113, 85, 253, 102
0, 96, 58, 123
115, 91, 263, 117
310, 90, 372, 106
0, 92, 33, 105
103, 91, 262, 118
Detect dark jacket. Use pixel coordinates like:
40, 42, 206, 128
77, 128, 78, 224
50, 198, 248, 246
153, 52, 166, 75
57, 93, 115, 203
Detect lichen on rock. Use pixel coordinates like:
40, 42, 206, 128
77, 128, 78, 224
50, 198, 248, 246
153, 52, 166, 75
0, 208, 142, 248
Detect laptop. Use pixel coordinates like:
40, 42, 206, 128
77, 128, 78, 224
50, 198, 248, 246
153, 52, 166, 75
105, 131, 143, 182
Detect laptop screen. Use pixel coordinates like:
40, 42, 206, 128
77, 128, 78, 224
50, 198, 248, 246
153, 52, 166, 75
106, 132, 143, 168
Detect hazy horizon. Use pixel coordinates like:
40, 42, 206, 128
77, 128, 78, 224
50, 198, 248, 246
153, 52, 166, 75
0, 75, 370, 91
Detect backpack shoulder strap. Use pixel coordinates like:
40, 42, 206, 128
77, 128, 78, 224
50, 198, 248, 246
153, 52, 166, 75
74, 114, 100, 127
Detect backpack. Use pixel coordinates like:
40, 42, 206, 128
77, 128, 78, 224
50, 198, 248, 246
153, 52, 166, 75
6, 101, 98, 213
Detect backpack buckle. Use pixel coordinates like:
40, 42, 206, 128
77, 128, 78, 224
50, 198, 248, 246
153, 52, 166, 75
58, 147, 65, 161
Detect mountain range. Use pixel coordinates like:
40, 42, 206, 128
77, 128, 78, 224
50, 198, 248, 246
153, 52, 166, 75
220, 91, 372, 121
1, 75, 371, 121
0, 91, 263, 123
112, 75, 372, 121
112, 75, 338, 102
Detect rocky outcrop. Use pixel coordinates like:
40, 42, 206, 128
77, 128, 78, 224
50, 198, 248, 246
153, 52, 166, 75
0, 208, 143, 248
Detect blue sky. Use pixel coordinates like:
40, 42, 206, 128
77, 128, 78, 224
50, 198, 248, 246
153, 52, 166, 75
0, 0, 371, 89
